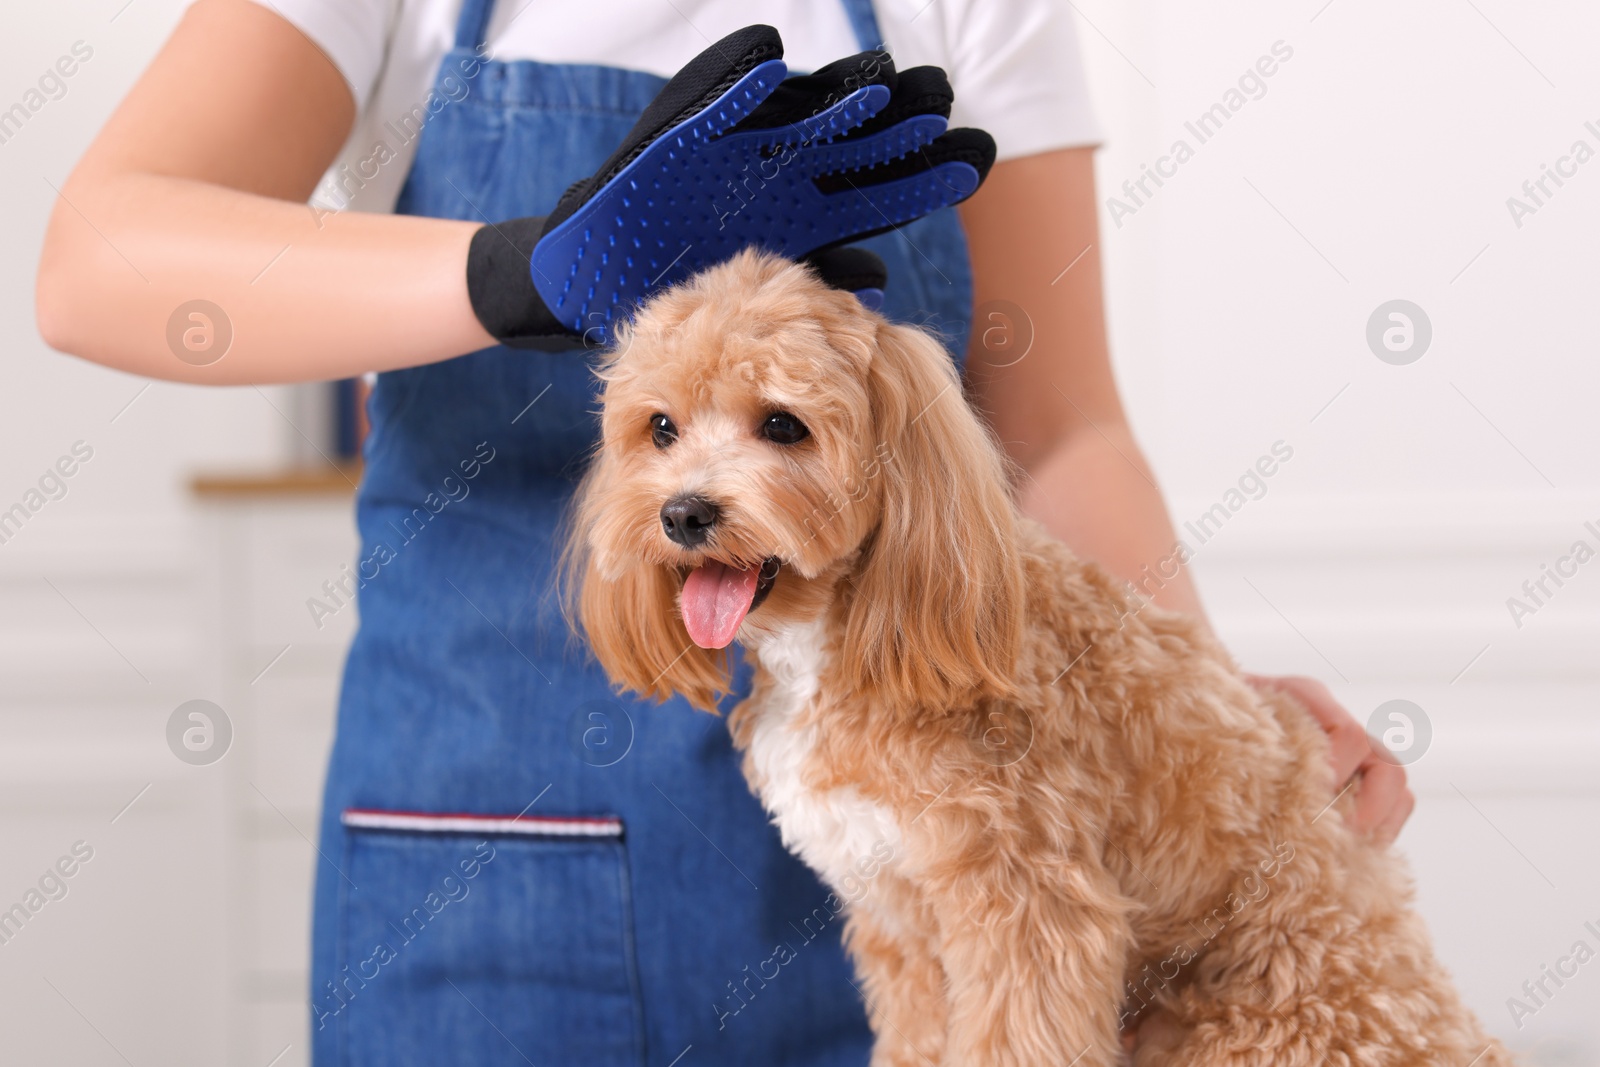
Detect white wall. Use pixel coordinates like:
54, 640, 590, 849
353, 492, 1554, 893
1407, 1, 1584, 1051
0, 0, 1595, 1063
1077, 0, 1600, 1060
0, 1, 294, 526
0, 4, 302, 1064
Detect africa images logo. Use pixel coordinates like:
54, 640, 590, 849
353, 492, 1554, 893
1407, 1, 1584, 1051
0, 441, 94, 547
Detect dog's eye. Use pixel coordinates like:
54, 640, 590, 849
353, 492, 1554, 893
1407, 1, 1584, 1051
649, 413, 678, 449
760, 411, 810, 446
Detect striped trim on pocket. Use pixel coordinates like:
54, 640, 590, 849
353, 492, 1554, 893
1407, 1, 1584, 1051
341, 808, 624, 838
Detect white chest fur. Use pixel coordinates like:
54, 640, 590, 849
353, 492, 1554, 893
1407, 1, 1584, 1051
743, 620, 903, 893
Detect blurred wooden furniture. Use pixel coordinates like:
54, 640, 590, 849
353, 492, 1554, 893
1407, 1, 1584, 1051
191, 466, 359, 1067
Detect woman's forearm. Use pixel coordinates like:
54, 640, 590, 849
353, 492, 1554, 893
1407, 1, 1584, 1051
1017, 422, 1208, 622
34, 0, 494, 386
37, 172, 491, 385
959, 148, 1206, 622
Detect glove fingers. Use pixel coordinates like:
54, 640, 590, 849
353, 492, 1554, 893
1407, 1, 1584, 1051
545, 25, 786, 232
813, 163, 979, 248
633, 24, 784, 135
731, 59, 952, 153
798, 113, 948, 180
803, 132, 996, 249
915, 126, 999, 186
848, 65, 953, 139
785, 68, 957, 180
734, 49, 896, 133
781, 82, 894, 150
813, 127, 997, 196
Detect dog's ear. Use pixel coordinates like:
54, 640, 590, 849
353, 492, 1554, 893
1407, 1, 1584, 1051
562, 473, 730, 714
577, 557, 730, 713
839, 318, 1026, 708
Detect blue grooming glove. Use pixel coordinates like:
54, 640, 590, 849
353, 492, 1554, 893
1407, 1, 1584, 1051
466, 25, 993, 349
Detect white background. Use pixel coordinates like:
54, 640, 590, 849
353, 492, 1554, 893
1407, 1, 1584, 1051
0, 0, 1595, 1063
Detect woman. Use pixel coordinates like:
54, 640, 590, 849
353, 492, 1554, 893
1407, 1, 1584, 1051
36, 1, 1412, 1063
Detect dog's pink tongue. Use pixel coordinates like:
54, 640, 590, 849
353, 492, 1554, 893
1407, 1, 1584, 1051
680, 561, 759, 649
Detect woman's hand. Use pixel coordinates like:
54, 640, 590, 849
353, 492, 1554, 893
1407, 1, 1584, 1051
1245, 673, 1415, 847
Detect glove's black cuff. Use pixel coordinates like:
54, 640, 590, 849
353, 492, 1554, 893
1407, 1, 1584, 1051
466, 217, 585, 351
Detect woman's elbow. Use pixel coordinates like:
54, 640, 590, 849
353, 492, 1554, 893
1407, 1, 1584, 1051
35, 252, 79, 354
35, 217, 130, 363
34, 212, 98, 356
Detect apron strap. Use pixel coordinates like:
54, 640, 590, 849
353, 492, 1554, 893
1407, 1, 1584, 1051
838, 0, 886, 52
454, 0, 497, 51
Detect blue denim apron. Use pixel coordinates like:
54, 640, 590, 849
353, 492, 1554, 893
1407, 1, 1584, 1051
310, 2, 972, 1063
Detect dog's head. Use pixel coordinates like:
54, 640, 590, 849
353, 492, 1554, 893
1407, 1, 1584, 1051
565, 249, 1024, 712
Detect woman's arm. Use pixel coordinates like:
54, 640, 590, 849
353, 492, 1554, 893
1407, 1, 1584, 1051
961, 146, 1204, 619
961, 147, 1412, 844
35, 0, 493, 385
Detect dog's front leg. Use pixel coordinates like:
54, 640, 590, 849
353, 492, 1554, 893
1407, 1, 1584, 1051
843, 906, 948, 1067
936, 864, 1130, 1067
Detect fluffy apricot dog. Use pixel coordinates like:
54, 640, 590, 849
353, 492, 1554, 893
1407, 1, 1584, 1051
565, 249, 1509, 1067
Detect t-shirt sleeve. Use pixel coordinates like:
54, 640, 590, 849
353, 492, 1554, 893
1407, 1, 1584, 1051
242, 0, 397, 110
879, 0, 1104, 161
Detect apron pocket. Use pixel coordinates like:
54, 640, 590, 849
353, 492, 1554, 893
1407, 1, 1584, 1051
327, 809, 644, 1067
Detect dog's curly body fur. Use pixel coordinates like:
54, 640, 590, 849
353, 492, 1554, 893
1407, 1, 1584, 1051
567, 250, 1511, 1067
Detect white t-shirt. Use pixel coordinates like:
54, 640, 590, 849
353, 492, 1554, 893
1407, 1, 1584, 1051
243, 0, 1102, 214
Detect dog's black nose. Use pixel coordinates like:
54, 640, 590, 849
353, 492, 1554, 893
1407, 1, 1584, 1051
660, 494, 719, 547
